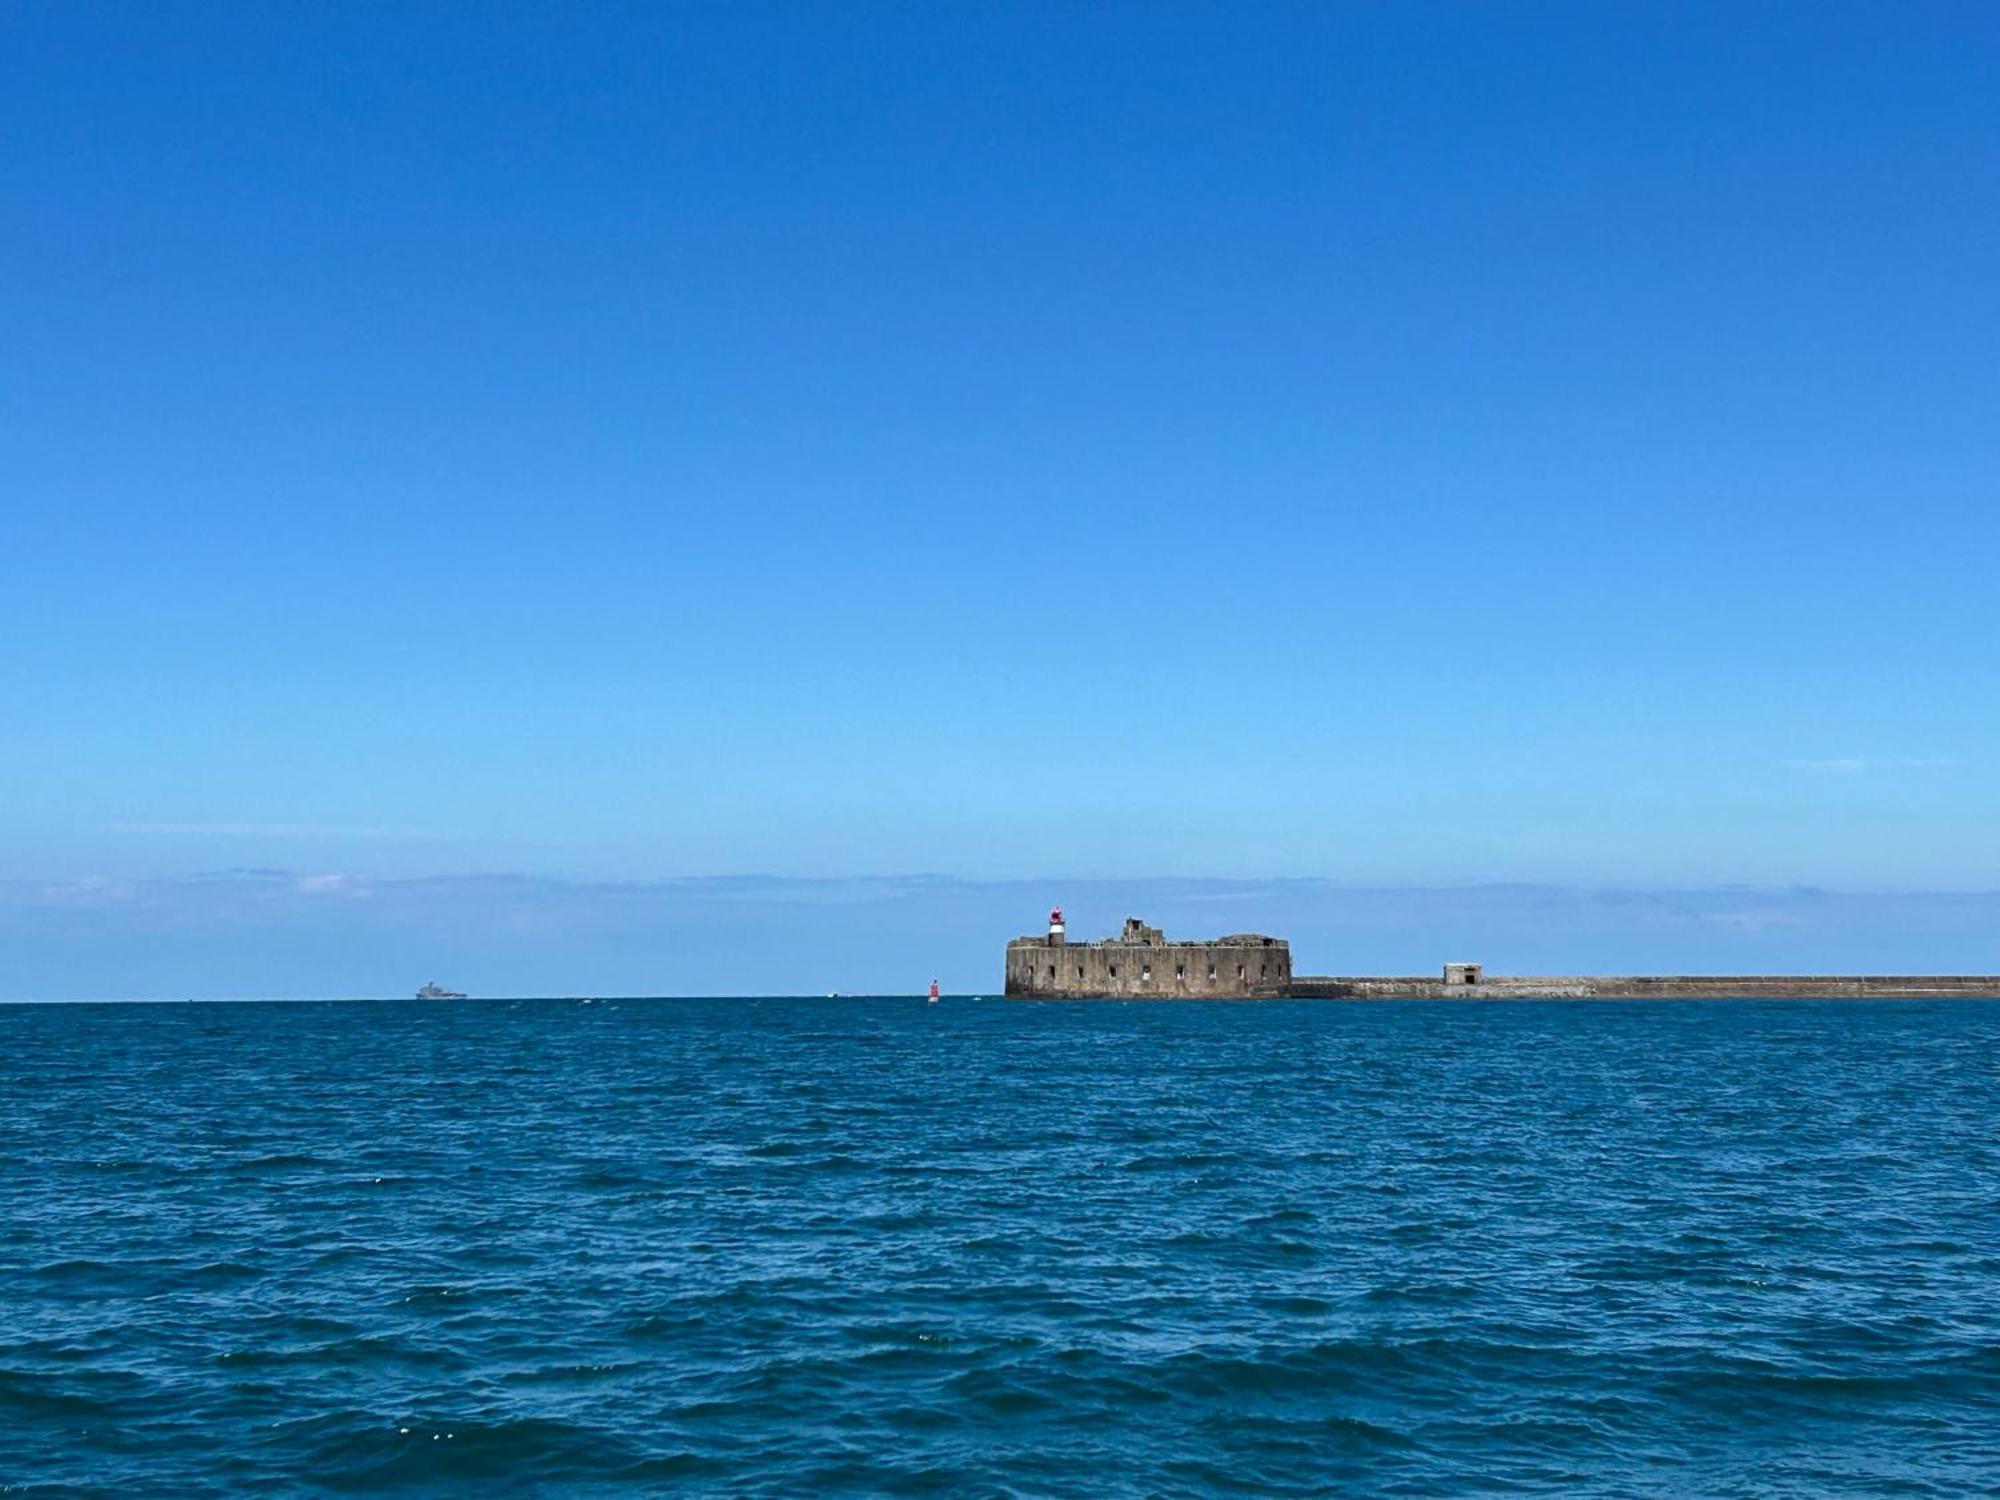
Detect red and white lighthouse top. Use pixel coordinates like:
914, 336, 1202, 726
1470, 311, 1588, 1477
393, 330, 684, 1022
1050, 905, 1064, 926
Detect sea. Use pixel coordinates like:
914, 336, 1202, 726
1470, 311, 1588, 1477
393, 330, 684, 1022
3, 997, 1997, 1497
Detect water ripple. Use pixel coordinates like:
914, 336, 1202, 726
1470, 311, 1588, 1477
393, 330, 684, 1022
1, 997, 1997, 1494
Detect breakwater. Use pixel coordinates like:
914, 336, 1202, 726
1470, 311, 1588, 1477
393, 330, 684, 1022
1290, 974, 2000, 999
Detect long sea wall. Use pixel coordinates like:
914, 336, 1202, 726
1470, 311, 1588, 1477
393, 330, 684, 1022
1289, 975, 2000, 999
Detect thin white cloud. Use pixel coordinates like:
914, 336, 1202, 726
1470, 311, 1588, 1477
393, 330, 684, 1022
295, 874, 358, 894
1784, 757, 1965, 774
108, 822, 444, 840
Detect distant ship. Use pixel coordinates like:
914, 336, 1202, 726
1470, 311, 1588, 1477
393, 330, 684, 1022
416, 981, 467, 1000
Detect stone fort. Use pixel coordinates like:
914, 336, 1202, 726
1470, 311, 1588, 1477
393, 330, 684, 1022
1004, 911, 1292, 999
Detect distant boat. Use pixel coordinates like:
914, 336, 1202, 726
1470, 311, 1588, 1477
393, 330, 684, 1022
416, 982, 467, 1000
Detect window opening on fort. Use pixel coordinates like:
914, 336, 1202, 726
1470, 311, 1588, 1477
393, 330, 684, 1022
1141, 965, 1151, 981
1175, 964, 1185, 979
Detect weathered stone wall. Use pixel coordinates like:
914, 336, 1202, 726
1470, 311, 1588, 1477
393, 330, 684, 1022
1290, 975, 2000, 1000
1006, 935, 1291, 999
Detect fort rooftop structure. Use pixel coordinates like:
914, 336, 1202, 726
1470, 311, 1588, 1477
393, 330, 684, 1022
1005, 911, 1291, 999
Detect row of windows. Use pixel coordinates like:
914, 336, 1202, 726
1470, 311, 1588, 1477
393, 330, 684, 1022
1039, 962, 1271, 982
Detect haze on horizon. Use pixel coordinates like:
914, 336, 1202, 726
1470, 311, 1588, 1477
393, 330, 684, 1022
5, 3, 1998, 996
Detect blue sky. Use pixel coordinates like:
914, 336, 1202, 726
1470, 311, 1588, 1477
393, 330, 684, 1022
5, 4, 1999, 993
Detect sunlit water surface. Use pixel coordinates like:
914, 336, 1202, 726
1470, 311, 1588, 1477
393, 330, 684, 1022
4, 997, 1997, 1495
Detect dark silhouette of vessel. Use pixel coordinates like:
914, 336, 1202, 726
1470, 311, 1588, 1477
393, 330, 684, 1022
415, 981, 467, 999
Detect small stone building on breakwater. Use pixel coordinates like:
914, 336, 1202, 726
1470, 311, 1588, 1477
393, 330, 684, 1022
1004, 911, 1292, 999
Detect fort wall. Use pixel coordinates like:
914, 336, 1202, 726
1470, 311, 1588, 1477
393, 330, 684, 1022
1006, 923, 1290, 999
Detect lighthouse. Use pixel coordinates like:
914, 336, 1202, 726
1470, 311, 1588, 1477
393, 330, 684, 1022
1048, 905, 1065, 945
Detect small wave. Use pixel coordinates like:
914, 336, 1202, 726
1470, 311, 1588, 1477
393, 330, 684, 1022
1121, 1152, 1247, 1172
280, 1412, 652, 1488
0, 1369, 137, 1418
229, 1152, 331, 1172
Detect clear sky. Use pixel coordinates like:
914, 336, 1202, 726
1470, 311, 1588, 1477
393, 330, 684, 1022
5, 4, 1998, 993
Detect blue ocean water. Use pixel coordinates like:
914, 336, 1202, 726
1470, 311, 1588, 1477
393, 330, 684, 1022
3, 998, 1997, 1497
